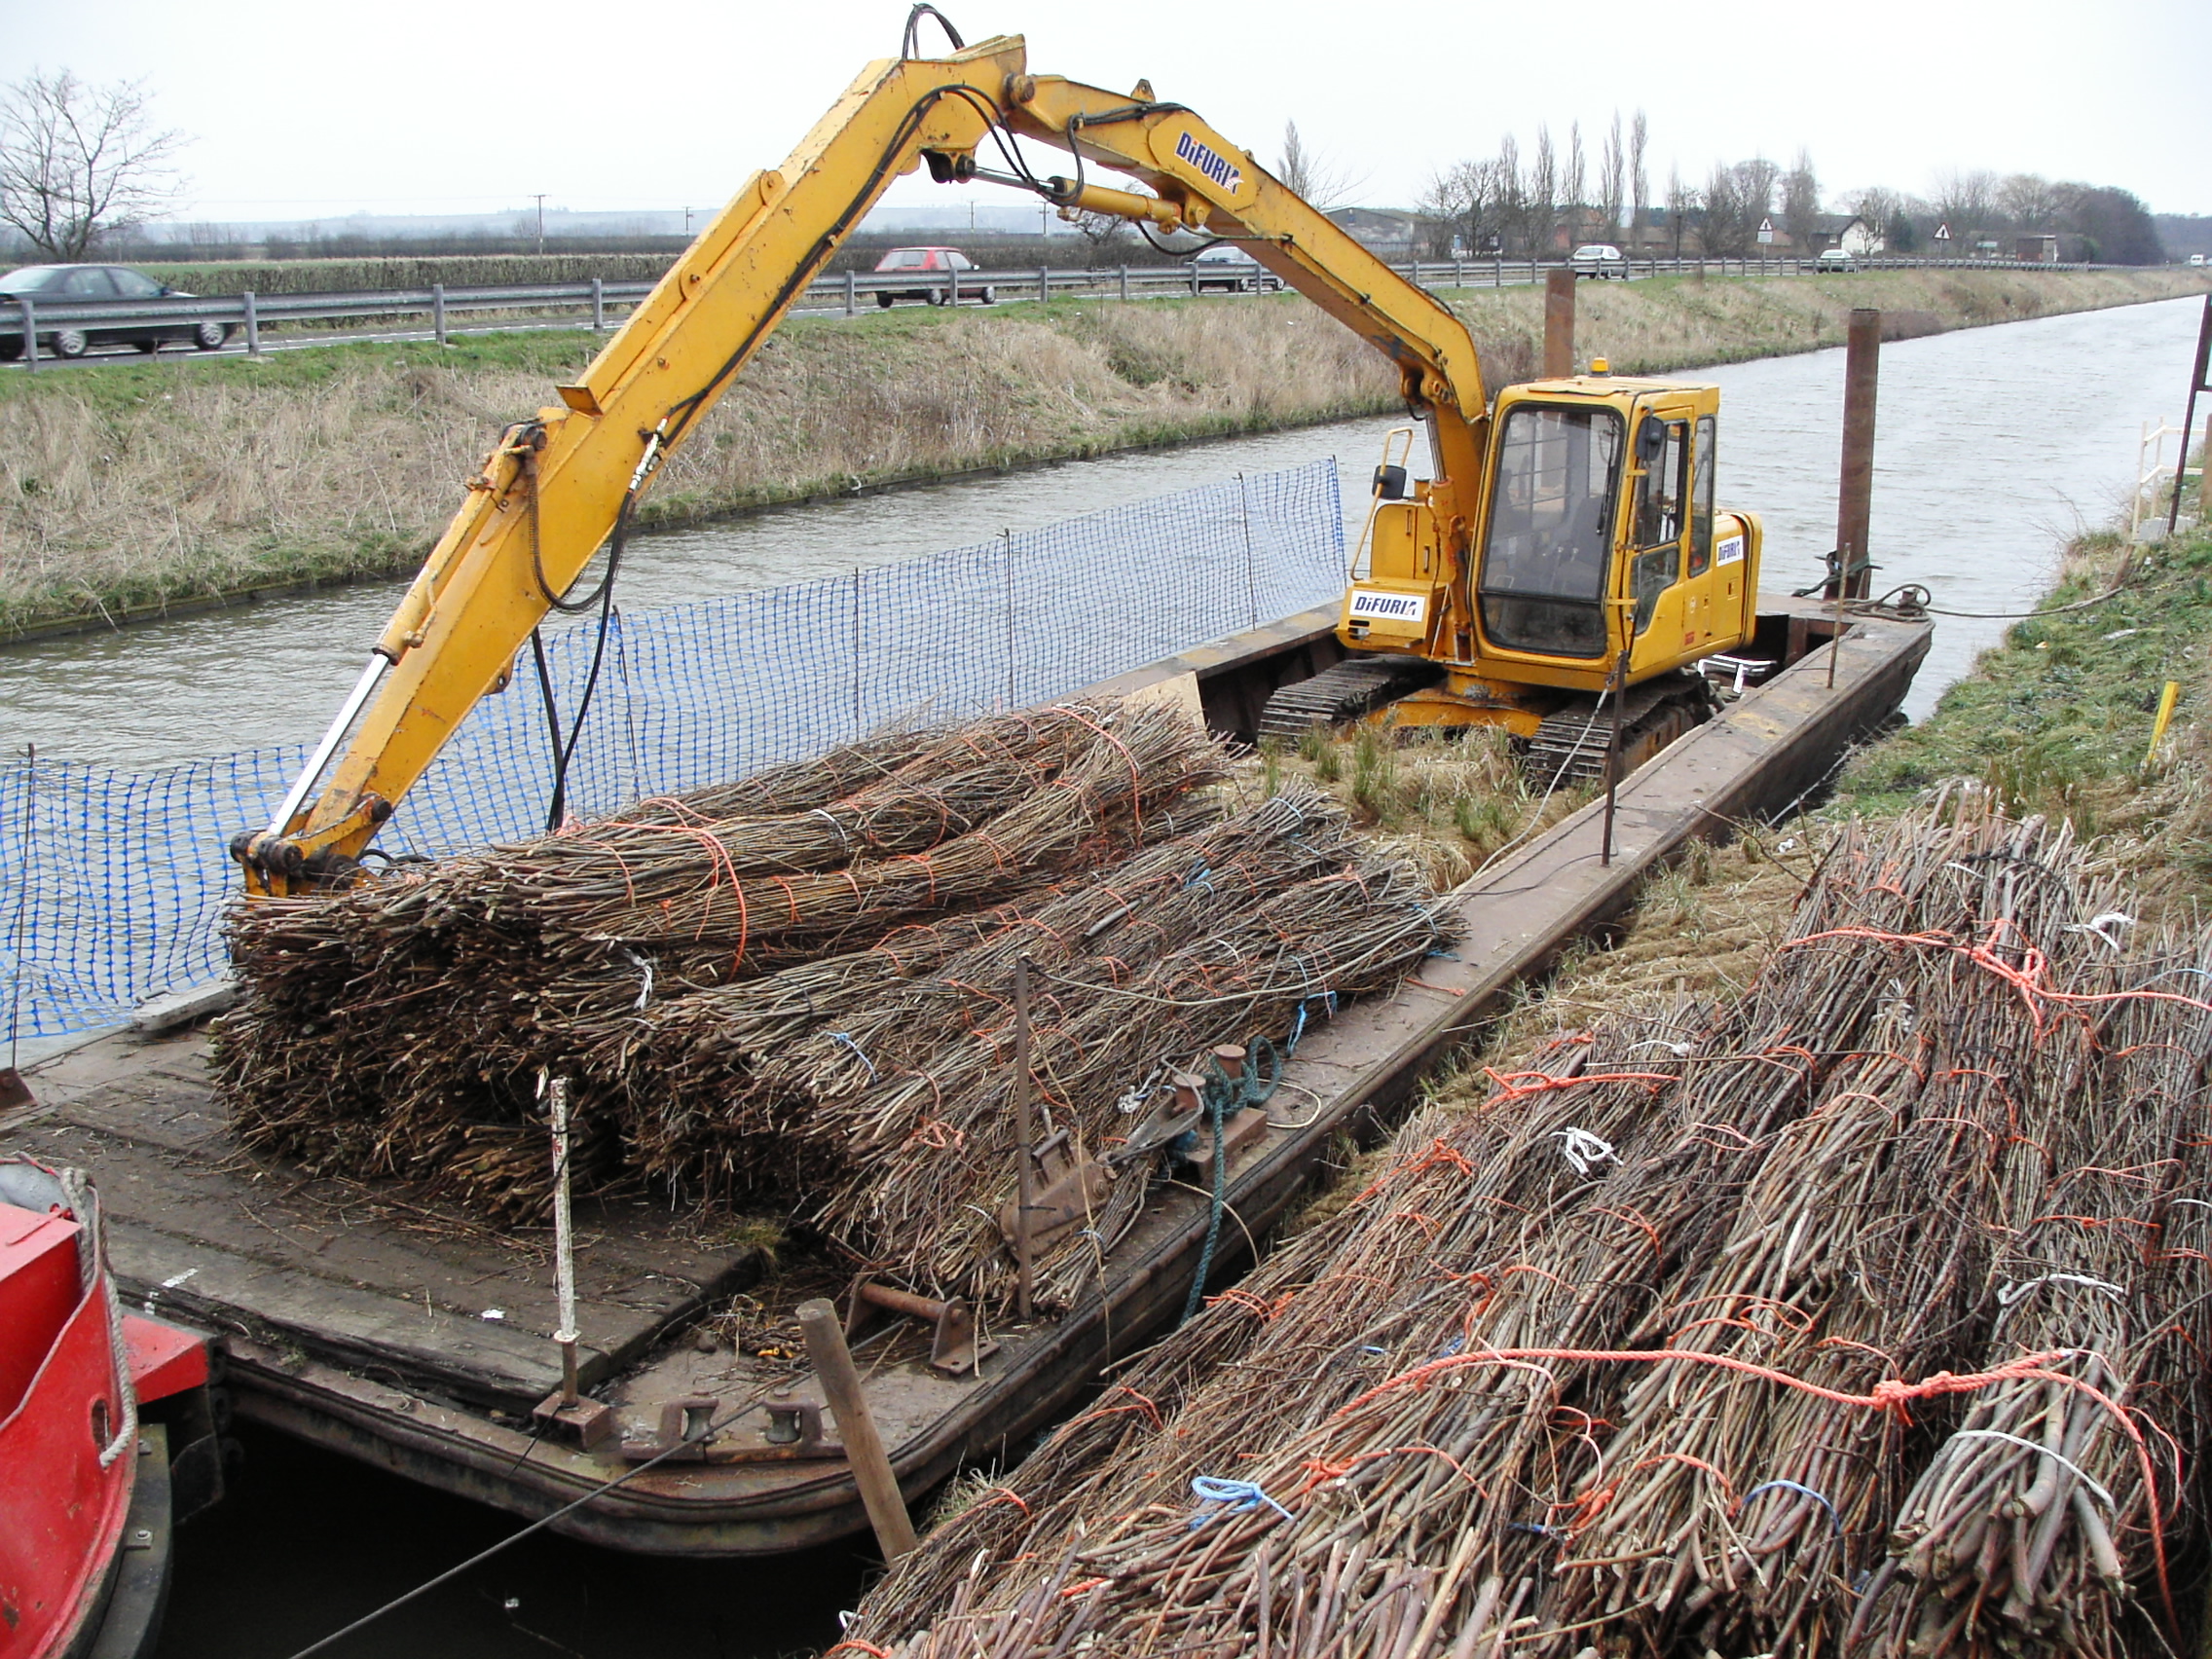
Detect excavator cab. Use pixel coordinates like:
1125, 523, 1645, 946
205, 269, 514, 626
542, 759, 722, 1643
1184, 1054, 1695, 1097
1326, 373, 1760, 772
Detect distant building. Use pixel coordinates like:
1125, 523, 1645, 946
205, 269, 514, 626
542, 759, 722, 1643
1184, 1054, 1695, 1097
1327, 207, 1422, 257
2015, 234, 2060, 263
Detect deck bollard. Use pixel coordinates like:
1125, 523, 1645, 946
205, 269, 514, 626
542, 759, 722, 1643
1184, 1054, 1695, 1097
432, 282, 447, 347
590, 276, 604, 333
242, 291, 260, 356
19, 296, 35, 372
797, 1299, 918, 1563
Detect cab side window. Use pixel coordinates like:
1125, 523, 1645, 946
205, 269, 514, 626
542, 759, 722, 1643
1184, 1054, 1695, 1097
1688, 415, 1716, 575
1631, 419, 1687, 635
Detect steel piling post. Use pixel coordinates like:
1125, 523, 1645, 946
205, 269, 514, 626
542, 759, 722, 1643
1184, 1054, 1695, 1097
1543, 268, 1576, 378
796, 1300, 919, 1563
1834, 307, 1881, 600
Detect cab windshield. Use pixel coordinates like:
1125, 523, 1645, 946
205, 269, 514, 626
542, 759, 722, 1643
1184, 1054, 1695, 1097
1477, 404, 1623, 658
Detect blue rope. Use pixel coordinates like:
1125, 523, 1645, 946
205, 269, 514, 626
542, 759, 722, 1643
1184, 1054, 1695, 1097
1188, 1476, 1292, 1527
1740, 1479, 1843, 1535
1178, 1037, 1282, 1326
827, 1032, 876, 1080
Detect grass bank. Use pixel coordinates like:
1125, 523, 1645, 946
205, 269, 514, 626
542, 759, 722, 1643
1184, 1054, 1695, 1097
2, 266, 2202, 639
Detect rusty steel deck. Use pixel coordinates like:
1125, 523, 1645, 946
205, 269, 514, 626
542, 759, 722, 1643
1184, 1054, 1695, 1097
0, 593, 1927, 1555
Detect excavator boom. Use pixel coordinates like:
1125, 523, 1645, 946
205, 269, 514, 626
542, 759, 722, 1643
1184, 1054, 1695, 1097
233, 28, 1496, 895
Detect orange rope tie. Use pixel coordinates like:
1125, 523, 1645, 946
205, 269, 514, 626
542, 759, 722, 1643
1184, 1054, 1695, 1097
825, 1643, 891, 1657
1388, 1209, 1444, 1237
1631, 1451, 1738, 1511
769, 874, 801, 929
889, 851, 940, 906
1295, 1443, 1472, 1499
1661, 1292, 1815, 1335
1329, 1343, 2176, 1625
1595, 1205, 1664, 1261
1066, 1385, 1164, 1432
1484, 1067, 1676, 1101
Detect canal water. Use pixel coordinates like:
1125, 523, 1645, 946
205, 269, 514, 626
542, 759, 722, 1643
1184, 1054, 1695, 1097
7, 295, 2204, 772
16, 294, 2193, 1659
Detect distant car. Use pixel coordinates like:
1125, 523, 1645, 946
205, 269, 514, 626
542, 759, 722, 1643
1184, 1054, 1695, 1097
1817, 247, 1858, 271
869, 247, 994, 307
1192, 244, 1284, 293
1569, 243, 1628, 279
0, 264, 231, 358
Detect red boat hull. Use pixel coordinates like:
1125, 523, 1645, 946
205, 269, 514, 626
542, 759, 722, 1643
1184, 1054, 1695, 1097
1, 1180, 212, 1659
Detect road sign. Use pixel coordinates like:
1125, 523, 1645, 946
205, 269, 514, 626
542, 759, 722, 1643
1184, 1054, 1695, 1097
1935, 222, 1952, 241
1756, 218, 1776, 245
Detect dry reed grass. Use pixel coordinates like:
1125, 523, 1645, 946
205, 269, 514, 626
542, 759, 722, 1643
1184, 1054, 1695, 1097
6, 268, 2200, 633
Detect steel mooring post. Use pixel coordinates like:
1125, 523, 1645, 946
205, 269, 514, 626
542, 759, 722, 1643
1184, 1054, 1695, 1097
1834, 307, 1881, 600
1543, 268, 1576, 378
797, 1299, 919, 1562
2168, 293, 2211, 535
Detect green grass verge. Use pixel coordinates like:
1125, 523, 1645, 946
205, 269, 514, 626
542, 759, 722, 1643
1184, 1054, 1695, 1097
1836, 523, 2212, 837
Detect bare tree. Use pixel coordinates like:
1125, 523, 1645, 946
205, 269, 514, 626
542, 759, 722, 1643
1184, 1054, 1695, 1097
1850, 186, 1904, 250
1275, 120, 1364, 212
1417, 158, 1508, 258
1564, 121, 1588, 225
1629, 110, 1649, 240
1931, 167, 1998, 246
0, 69, 185, 260
1070, 208, 1131, 267
1527, 125, 1559, 257
1598, 113, 1626, 238
1665, 165, 1695, 259
1493, 133, 1528, 255
1997, 171, 2061, 230
1702, 158, 1776, 257
1781, 148, 1822, 252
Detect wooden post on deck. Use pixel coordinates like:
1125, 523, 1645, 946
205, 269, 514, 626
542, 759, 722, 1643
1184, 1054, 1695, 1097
797, 1299, 918, 1562
1543, 268, 1576, 378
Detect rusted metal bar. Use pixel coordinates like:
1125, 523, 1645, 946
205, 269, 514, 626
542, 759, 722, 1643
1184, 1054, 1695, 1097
797, 1297, 918, 1563
1543, 268, 1576, 378
2169, 293, 2211, 535
1833, 307, 1881, 601
1014, 953, 1037, 1320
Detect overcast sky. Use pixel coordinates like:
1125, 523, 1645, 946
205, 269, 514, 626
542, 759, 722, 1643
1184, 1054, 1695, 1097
15, 0, 2208, 225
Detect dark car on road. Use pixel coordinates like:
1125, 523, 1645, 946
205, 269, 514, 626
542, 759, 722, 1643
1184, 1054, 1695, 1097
0, 264, 232, 358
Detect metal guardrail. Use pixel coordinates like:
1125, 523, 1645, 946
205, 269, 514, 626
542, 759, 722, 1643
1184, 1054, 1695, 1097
1, 254, 2120, 370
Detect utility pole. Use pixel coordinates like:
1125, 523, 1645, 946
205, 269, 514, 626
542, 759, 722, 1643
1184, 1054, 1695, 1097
534, 194, 547, 256
683, 205, 693, 237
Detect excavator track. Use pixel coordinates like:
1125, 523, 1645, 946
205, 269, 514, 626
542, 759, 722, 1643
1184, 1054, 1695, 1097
1257, 657, 1443, 742
1522, 676, 1718, 791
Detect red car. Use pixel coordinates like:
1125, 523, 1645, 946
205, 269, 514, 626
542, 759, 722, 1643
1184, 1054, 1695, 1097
869, 246, 996, 307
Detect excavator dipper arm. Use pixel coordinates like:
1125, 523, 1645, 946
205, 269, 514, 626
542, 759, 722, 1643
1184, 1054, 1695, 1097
236, 33, 1488, 895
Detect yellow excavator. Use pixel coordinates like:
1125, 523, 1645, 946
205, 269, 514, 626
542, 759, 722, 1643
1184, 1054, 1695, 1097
233, 10, 1763, 898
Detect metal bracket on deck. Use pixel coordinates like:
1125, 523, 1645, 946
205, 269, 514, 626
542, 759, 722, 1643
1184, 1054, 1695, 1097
995, 1128, 1110, 1253
845, 1277, 998, 1377
531, 1390, 616, 1450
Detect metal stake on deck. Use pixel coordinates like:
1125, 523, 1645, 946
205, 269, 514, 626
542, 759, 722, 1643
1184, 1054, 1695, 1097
546, 1073, 580, 1406
1013, 954, 1037, 1320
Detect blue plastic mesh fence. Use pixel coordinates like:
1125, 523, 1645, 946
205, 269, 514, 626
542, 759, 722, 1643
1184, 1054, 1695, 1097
2, 459, 1344, 1039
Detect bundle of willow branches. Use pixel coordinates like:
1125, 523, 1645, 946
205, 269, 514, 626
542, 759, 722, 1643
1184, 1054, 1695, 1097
594, 786, 1453, 1304
846, 797, 2212, 1659
218, 702, 1228, 1199
217, 704, 1452, 1309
